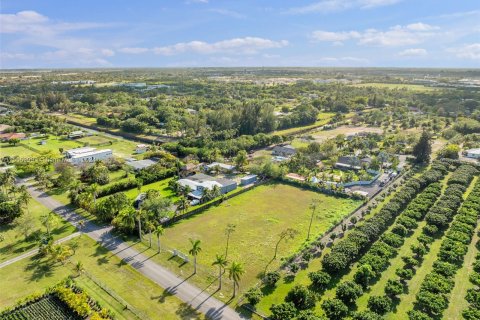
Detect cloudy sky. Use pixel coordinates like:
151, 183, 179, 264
1, 0, 479, 68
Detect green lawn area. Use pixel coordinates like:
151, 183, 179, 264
0, 198, 77, 263
60, 113, 98, 126
272, 112, 336, 136
22, 136, 83, 155
76, 135, 112, 146
0, 236, 204, 320
122, 177, 179, 202
351, 83, 438, 92
129, 183, 360, 302
0, 143, 38, 157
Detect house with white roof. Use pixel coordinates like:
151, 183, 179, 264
65, 147, 113, 164
465, 148, 480, 159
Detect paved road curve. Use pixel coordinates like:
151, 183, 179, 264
22, 181, 242, 320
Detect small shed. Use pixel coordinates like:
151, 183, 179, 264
240, 174, 257, 186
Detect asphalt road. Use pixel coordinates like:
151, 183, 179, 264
21, 180, 242, 320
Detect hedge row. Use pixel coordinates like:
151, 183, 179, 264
321, 162, 449, 275
409, 178, 480, 319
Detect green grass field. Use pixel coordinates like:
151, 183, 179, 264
0, 236, 203, 320
351, 82, 438, 92
0, 198, 76, 262
123, 177, 179, 201
130, 183, 360, 301
272, 112, 336, 136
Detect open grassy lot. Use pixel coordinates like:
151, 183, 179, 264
0, 236, 203, 320
0, 198, 76, 262
306, 125, 384, 143
0, 143, 38, 157
144, 183, 360, 294
272, 112, 336, 136
123, 177, 179, 201
351, 83, 438, 92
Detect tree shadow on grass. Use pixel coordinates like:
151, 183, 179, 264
25, 256, 56, 281
151, 288, 175, 303
175, 302, 202, 320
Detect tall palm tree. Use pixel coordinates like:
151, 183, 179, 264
189, 238, 202, 274
224, 224, 236, 258
154, 226, 164, 253
212, 254, 228, 290
146, 220, 155, 247
176, 196, 190, 214
17, 185, 31, 214
135, 209, 144, 241
40, 211, 59, 237
86, 183, 99, 205
228, 261, 245, 297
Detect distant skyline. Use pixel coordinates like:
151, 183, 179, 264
1, 0, 479, 69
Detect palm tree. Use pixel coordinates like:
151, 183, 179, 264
307, 200, 319, 241
224, 224, 236, 258
154, 226, 164, 253
135, 209, 144, 241
176, 196, 190, 214
189, 238, 202, 274
146, 221, 155, 247
115, 208, 136, 232
40, 211, 59, 237
211, 185, 221, 199
212, 254, 228, 290
17, 185, 31, 214
228, 261, 245, 297
86, 183, 99, 205
74, 261, 85, 276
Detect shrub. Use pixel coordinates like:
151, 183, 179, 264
264, 271, 281, 287
308, 271, 331, 291
270, 302, 297, 320
245, 287, 263, 306
367, 295, 392, 315
352, 310, 383, 320
354, 264, 375, 288
335, 281, 363, 304
384, 279, 403, 297
285, 285, 316, 310
322, 298, 348, 320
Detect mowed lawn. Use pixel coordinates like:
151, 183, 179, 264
123, 177, 179, 202
161, 183, 361, 289
0, 198, 76, 262
0, 236, 204, 320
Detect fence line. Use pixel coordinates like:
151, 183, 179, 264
82, 271, 149, 320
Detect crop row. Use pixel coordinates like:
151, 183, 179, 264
321, 161, 449, 275
408, 177, 480, 319
0, 295, 81, 320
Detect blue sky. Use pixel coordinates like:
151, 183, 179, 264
1, 0, 479, 68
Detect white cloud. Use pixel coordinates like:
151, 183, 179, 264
398, 48, 428, 57
1, 10, 114, 66
311, 30, 360, 42
449, 43, 480, 60
312, 23, 439, 47
208, 8, 246, 19
288, 0, 402, 14
119, 47, 150, 54
153, 37, 288, 55
0, 52, 34, 60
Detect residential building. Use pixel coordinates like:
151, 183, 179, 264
272, 144, 296, 157
0, 124, 12, 133
65, 147, 113, 164
0, 132, 26, 141
205, 162, 236, 173
135, 144, 148, 154
178, 173, 237, 199
335, 156, 361, 170
126, 159, 157, 171
68, 130, 84, 139
465, 148, 480, 159
240, 174, 257, 186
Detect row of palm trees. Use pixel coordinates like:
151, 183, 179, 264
190, 238, 245, 297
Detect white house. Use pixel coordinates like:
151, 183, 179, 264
465, 148, 480, 159
65, 147, 113, 164
135, 144, 148, 154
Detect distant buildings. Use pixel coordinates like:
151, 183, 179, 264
240, 174, 257, 186
0, 132, 26, 141
272, 144, 297, 157
465, 148, 480, 159
65, 147, 113, 164
68, 130, 85, 139
205, 162, 236, 173
52, 80, 96, 85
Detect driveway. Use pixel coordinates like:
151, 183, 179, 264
21, 180, 242, 320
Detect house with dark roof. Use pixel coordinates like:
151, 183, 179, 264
272, 144, 296, 157
177, 173, 237, 199
335, 156, 361, 170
